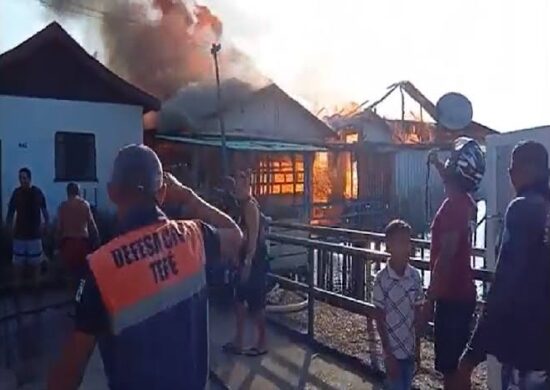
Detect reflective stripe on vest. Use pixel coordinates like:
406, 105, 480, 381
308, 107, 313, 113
88, 220, 206, 335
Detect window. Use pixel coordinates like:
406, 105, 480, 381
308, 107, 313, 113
252, 155, 304, 196
55, 132, 97, 181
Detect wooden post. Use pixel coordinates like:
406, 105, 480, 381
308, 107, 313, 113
307, 247, 315, 339
351, 240, 366, 300
304, 152, 315, 338
303, 153, 313, 223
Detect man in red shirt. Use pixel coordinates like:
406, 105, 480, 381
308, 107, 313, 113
426, 138, 485, 389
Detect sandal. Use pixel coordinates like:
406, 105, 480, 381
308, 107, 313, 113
222, 342, 243, 355
244, 347, 268, 357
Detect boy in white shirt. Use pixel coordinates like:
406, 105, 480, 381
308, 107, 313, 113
373, 220, 424, 390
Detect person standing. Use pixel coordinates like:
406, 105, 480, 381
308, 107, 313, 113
426, 138, 485, 389
57, 182, 100, 285
219, 176, 240, 223
47, 145, 242, 390
456, 141, 550, 389
223, 170, 269, 357
6, 167, 49, 290
373, 220, 424, 390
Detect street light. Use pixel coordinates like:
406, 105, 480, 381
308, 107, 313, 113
210, 42, 229, 177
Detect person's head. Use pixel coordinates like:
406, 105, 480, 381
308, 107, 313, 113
107, 144, 166, 214
222, 176, 236, 195
234, 170, 251, 200
384, 219, 412, 264
509, 141, 550, 194
66, 182, 80, 198
19, 168, 31, 188
442, 137, 485, 196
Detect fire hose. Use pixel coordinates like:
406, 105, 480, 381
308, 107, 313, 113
265, 284, 308, 314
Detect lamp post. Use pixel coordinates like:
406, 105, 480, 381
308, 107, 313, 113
210, 43, 229, 177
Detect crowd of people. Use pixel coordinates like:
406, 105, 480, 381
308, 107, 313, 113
373, 139, 550, 390
3, 138, 549, 390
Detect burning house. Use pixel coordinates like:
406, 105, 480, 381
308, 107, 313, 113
326, 81, 497, 231
0, 22, 159, 218
151, 81, 336, 219
42, 0, 337, 220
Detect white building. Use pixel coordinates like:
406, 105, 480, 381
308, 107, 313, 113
0, 22, 159, 219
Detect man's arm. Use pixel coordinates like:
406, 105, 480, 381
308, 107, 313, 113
242, 201, 260, 266
47, 332, 96, 390
86, 204, 100, 249
40, 190, 50, 226
55, 205, 63, 244
6, 191, 16, 229
164, 173, 242, 260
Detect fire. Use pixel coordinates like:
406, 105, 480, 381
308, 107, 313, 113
389, 121, 432, 144
313, 152, 331, 203
345, 133, 359, 143
254, 155, 304, 196
43, 0, 263, 100
343, 133, 358, 199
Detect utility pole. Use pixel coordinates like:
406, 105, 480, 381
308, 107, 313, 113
210, 43, 229, 177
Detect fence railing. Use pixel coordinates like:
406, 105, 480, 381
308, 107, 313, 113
265, 230, 492, 345
270, 221, 486, 257
269, 221, 489, 297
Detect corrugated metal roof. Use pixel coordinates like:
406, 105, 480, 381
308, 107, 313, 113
156, 134, 326, 152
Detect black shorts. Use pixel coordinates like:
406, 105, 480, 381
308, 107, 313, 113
434, 300, 476, 374
235, 247, 268, 313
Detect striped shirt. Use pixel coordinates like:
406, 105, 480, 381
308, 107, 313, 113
373, 264, 424, 359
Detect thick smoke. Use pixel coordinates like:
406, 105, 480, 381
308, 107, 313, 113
42, 0, 267, 101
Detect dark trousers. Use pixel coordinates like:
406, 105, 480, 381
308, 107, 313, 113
434, 300, 476, 374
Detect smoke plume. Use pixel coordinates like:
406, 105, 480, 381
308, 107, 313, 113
42, 0, 267, 100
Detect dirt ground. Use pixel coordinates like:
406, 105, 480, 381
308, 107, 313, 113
267, 290, 488, 390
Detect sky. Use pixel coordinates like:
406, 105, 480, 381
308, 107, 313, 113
1, 0, 550, 132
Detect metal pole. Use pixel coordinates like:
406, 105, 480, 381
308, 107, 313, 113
210, 43, 229, 177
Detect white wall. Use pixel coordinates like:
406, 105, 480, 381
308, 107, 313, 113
0, 96, 143, 220
484, 125, 550, 389
203, 91, 331, 143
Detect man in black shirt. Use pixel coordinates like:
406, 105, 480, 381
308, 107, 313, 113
6, 168, 49, 289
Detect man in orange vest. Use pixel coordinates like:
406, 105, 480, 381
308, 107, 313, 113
48, 144, 242, 390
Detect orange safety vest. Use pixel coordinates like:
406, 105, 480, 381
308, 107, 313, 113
88, 219, 206, 335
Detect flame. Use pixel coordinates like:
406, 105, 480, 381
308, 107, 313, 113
43, 0, 263, 100
313, 152, 331, 203
345, 133, 359, 143
342, 133, 358, 199
389, 121, 433, 144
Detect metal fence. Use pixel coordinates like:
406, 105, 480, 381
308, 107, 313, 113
266, 222, 491, 345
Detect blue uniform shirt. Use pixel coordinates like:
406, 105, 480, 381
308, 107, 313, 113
467, 190, 550, 370
75, 206, 220, 389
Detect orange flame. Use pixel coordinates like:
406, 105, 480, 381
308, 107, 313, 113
313, 152, 331, 203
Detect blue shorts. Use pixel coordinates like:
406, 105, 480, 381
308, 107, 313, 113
13, 239, 43, 266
